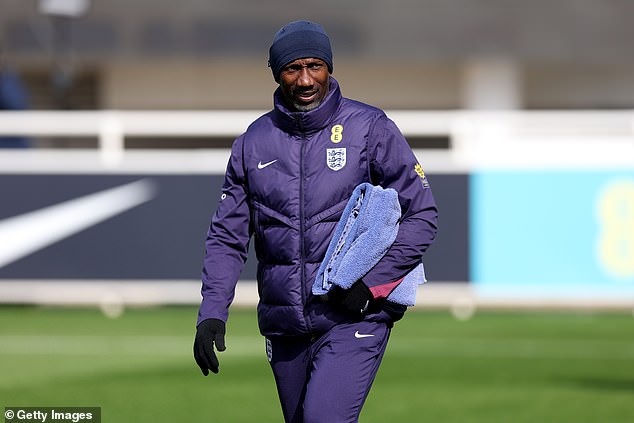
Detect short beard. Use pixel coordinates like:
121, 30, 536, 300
291, 100, 321, 112
285, 79, 329, 112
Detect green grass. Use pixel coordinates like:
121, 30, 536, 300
1, 306, 633, 422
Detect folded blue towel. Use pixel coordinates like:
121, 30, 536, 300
386, 262, 426, 306
312, 183, 426, 306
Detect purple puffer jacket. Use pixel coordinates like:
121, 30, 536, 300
198, 77, 438, 337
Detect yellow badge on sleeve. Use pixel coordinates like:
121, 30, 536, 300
414, 163, 430, 188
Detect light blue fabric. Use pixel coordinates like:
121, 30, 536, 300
312, 183, 426, 306
386, 262, 426, 306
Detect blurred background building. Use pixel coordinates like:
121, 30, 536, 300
2, 0, 634, 113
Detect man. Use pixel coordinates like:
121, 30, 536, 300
0, 49, 31, 148
194, 20, 438, 423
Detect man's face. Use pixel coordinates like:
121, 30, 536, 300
279, 58, 330, 112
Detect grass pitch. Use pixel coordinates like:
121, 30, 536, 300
1, 306, 633, 422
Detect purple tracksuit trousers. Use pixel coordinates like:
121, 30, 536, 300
267, 320, 391, 423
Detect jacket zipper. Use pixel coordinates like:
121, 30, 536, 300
296, 116, 313, 335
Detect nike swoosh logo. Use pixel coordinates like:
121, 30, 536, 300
354, 331, 375, 339
0, 179, 157, 269
257, 159, 278, 170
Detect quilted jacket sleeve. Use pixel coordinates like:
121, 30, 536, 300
197, 135, 252, 325
363, 114, 439, 300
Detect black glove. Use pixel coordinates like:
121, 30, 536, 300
193, 318, 226, 376
328, 280, 374, 316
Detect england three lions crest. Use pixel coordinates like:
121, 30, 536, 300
326, 148, 346, 171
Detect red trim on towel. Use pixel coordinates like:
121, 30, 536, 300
368, 276, 404, 300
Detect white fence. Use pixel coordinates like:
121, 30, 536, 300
0, 110, 633, 171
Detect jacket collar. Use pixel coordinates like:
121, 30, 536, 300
272, 77, 342, 135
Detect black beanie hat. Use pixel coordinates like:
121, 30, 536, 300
268, 20, 333, 82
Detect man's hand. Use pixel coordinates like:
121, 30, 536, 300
193, 318, 226, 376
328, 280, 373, 316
